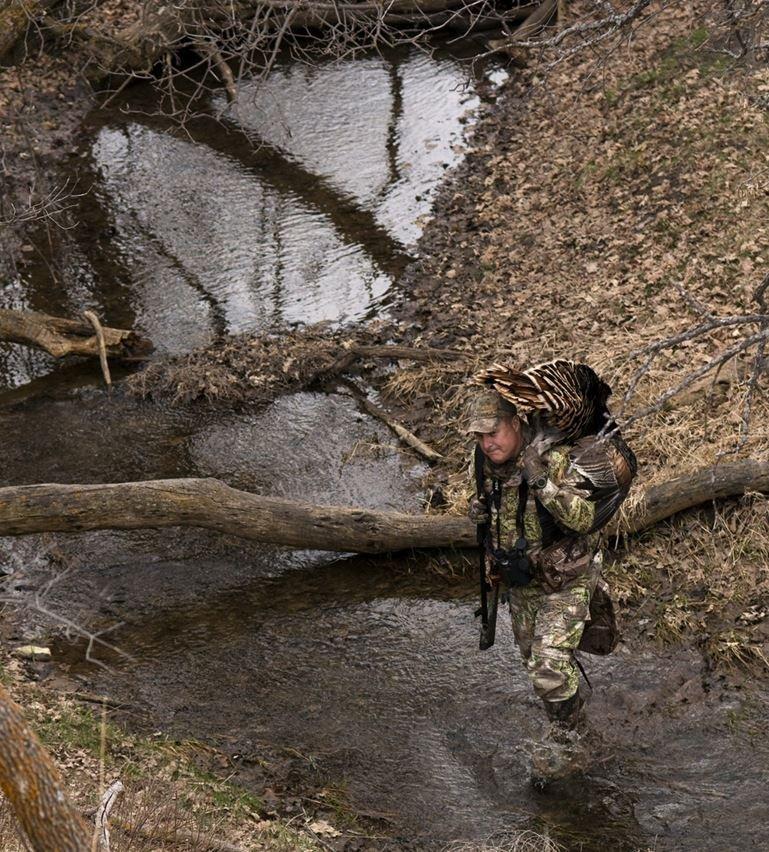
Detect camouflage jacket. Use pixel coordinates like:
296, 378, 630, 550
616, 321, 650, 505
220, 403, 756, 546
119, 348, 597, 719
469, 434, 635, 588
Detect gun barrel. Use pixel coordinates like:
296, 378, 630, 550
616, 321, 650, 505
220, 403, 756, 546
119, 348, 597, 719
479, 582, 499, 650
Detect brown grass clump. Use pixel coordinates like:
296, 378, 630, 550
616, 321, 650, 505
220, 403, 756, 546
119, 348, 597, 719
444, 831, 565, 852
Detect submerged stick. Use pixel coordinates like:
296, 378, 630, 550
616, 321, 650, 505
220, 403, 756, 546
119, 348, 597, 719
342, 380, 443, 463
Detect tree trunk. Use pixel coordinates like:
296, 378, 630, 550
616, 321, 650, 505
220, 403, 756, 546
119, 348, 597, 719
616, 459, 769, 534
0, 461, 765, 550
0, 478, 472, 551
0, 308, 153, 360
0, 682, 92, 851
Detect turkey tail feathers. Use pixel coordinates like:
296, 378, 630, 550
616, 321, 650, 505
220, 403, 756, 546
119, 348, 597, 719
472, 359, 613, 443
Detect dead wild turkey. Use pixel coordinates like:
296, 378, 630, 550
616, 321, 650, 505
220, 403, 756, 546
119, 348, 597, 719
472, 359, 613, 444
473, 359, 637, 529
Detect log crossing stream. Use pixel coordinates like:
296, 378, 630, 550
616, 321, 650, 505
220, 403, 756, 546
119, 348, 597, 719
1, 45, 768, 852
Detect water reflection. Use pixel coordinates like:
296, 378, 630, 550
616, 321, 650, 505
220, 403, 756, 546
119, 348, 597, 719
229, 51, 478, 245
5, 46, 497, 385
94, 123, 391, 345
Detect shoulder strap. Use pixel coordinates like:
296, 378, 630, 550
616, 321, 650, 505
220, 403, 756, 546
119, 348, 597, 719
473, 445, 485, 497
516, 479, 528, 540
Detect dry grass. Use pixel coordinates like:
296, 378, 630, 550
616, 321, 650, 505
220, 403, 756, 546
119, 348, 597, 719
379, 0, 769, 670
444, 831, 565, 852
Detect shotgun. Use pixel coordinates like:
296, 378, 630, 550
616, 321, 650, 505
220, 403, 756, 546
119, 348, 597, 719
474, 446, 499, 650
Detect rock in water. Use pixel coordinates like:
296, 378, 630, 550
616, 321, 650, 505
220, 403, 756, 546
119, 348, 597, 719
14, 645, 52, 661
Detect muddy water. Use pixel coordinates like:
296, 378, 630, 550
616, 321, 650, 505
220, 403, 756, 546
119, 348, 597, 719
50, 546, 769, 851
2, 43, 769, 852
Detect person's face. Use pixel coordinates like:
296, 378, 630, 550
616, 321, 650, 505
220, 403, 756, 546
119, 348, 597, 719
476, 416, 523, 464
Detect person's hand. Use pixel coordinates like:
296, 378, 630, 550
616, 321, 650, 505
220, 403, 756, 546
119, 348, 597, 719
521, 444, 548, 485
468, 496, 490, 525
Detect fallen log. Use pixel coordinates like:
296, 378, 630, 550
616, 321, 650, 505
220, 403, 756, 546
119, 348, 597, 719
0, 461, 766, 550
616, 459, 769, 535
0, 308, 153, 361
0, 478, 473, 552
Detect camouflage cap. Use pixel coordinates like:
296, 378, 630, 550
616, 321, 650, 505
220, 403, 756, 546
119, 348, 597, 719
465, 389, 517, 434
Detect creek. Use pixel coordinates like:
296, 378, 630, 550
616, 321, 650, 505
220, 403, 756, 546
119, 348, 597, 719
1, 43, 768, 852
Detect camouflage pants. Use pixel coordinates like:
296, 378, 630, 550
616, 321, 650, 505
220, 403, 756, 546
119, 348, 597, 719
508, 554, 601, 703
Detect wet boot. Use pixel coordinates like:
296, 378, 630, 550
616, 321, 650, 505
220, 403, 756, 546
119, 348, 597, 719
530, 692, 587, 789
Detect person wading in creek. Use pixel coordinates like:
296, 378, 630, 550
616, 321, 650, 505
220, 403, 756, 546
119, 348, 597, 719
465, 360, 637, 786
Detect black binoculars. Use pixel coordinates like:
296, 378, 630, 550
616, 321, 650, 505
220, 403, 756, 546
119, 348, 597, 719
490, 537, 533, 587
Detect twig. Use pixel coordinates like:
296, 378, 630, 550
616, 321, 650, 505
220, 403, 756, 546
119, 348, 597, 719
83, 311, 112, 387
342, 379, 443, 462
93, 780, 124, 852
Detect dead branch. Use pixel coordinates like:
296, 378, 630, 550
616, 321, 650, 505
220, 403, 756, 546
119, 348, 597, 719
82, 310, 112, 387
512, 0, 557, 41
194, 39, 238, 104
342, 380, 443, 462
0, 462, 766, 550
615, 459, 769, 534
93, 780, 123, 852
0, 308, 153, 361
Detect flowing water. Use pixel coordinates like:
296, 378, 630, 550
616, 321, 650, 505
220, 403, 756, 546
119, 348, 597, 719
1, 44, 768, 852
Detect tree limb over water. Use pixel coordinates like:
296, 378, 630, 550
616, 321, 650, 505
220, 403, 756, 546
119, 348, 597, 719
0, 461, 765, 551
0, 308, 153, 361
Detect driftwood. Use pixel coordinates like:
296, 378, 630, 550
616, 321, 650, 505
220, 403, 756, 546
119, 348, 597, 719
94, 780, 124, 852
355, 393, 443, 462
0, 478, 472, 552
0, 461, 766, 551
341, 378, 443, 463
0, 308, 152, 361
